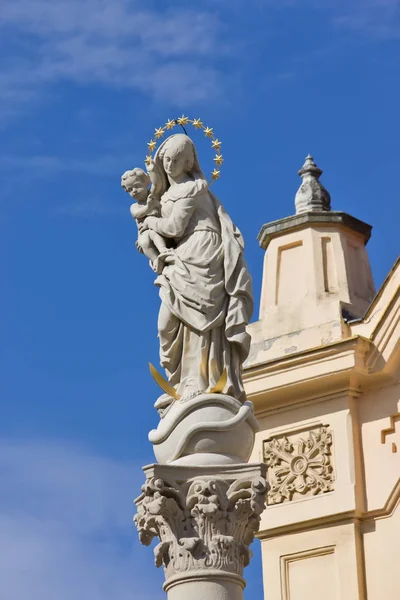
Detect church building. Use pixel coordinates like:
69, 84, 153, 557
245, 155, 400, 600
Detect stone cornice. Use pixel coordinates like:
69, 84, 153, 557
244, 336, 370, 412
257, 510, 360, 540
258, 211, 372, 250
257, 477, 400, 540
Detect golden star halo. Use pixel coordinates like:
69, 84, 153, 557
212, 139, 222, 150
177, 114, 190, 126
192, 118, 203, 129
145, 117, 224, 185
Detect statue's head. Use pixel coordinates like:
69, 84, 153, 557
121, 168, 150, 201
158, 134, 196, 180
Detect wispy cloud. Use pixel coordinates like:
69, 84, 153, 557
0, 439, 162, 599
0, 152, 137, 215
334, 0, 400, 38
0, 153, 131, 176
0, 0, 224, 118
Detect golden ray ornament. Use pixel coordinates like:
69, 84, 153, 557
149, 362, 228, 400
209, 369, 227, 394
149, 363, 180, 401
144, 116, 224, 185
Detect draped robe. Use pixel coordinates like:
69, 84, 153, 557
149, 178, 253, 402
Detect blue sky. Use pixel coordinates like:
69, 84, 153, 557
1, 0, 400, 598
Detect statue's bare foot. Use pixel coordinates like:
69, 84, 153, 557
181, 386, 202, 403
153, 251, 175, 274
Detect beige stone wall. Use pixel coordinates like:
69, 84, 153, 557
261, 522, 363, 600
251, 382, 400, 600
245, 221, 400, 600
359, 385, 400, 510
363, 503, 400, 600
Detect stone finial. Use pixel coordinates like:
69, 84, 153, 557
295, 154, 331, 214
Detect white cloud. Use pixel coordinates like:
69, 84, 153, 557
0, 153, 131, 176
333, 0, 400, 37
0, 0, 224, 118
0, 440, 163, 600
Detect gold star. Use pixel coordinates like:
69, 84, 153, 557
213, 154, 224, 165
154, 127, 165, 139
204, 127, 214, 138
147, 140, 157, 152
145, 155, 152, 166
177, 114, 189, 126
211, 168, 220, 180
192, 118, 203, 129
212, 139, 222, 150
165, 119, 175, 130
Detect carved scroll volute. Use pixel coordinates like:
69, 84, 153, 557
134, 468, 268, 580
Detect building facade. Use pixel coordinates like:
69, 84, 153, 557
245, 156, 400, 600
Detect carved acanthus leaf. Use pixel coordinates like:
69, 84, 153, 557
134, 471, 267, 579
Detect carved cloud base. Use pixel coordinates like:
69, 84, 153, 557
134, 463, 268, 600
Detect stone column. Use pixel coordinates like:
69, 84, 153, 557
135, 463, 267, 600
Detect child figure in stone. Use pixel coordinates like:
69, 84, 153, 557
121, 167, 168, 272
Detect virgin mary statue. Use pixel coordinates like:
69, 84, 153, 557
141, 133, 253, 403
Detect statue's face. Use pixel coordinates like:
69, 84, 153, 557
163, 147, 188, 179
122, 173, 148, 200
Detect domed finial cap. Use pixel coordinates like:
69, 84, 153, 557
295, 154, 331, 214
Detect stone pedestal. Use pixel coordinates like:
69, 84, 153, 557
134, 463, 268, 600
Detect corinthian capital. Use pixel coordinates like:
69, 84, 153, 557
134, 463, 267, 587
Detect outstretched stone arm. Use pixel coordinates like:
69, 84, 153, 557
145, 197, 197, 238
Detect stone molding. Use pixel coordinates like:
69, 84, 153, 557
258, 211, 372, 250
257, 477, 400, 540
280, 545, 336, 600
244, 336, 371, 411
134, 463, 267, 584
263, 425, 334, 505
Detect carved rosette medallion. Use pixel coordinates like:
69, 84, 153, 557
134, 464, 267, 582
263, 425, 334, 505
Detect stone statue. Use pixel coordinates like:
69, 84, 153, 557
124, 133, 253, 401
129, 125, 266, 600
123, 132, 258, 467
